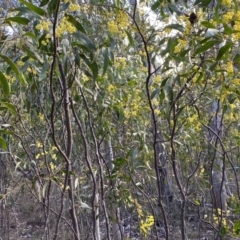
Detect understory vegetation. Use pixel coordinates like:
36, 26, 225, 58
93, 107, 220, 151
0, 0, 240, 239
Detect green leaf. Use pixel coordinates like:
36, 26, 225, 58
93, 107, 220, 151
23, 32, 37, 40
74, 49, 80, 68
39, 56, 49, 81
19, 0, 46, 16
22, 45, 43, 62
205, 29, 220, 38
194, 40, 219, 55
90, 61, 98, 81
115, 0, 120, 7
151, 1, 161, 10
233, 220, 240, 235
164, 84, 173, 103
0, 71, 10, 97
223, 23, 234, 35
102, 48, 109, 76
216, 42, 233, 61
168, 4, 183, 15
125, 31, 134, 47
159, 89, 165, 103
112, 158, 126, 168
74, 177, 79, 189
233, 0, 238, 11
164, 24, 184, 33
194, 0, 212, 7
40, 0, 50, 7
151, 88, 160, 99
233, 53, 240, 69
65, 14, 86, 34
0, 55, 27, 86
209, 62, 218, 71
113, 105, 124, 122
42, 182, 48, 198
1, 102, 16, 114
0, 129, 13, 135
201, 21, 216, 28
48, 0, 59, 14
72, 42, 91, 53
0, 136, 7, 150
73, 32, 96, 51
79, 54, 98, 80
14, 7, 33, 15
220, 225, 228, 236
80, 201, 91, 209
5, 17, 30, 25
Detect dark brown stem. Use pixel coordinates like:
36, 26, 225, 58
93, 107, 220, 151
131, 2, 169, 239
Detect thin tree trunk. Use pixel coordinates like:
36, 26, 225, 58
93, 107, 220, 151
105, 137, 121, 240
156, 130, 173, 204
209, 100, 227, 212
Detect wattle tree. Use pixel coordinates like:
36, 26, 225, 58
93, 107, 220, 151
0, 0, 240, 239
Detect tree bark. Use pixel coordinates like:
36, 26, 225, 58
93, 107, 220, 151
105, 137, 121, 240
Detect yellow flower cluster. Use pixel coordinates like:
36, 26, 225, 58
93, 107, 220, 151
222, 0, 232, 7
231, 78, 240, 85
233, 23, 240, 39
174, 39, 188, 53
35, 20, 51, 31
116, 10, 130, 29
140, 215, 154, 235
17, 60, 24, 67
108, 21, 119, 35
68, 3, 81, 12
82, 74, 89, 82
154, 108, 160, 115
4, 74, 16, 83
60, 183, 70, 190
177, 16, 192, 35
49, 162, 56, 170
108, 10, 130, 36
188, 113, 201, 131
151, 98, 158, 107
229, 103, 236, 110
222, 11, 234, 23
199, 166, 205, 177
36, 144, 58, 161
36, 151, 47, 160
56, 17, 77, 37
36, 141, 43, 148
27, 67, 37, 75
154, 75, 161, 84
218, 88, 231, 102
115, 57, 127, 69
185, 20, 192, 35
123, 89, 143, 119
226, 112, 235, 121
225, 102, 239, 121
128, 196, 143, 216
139, 50, 146, 57
235, 11, 240, 20
226, 61, 234, 76
107, 84, 116, 92
41, 34, 51, 46
142, 66, 148, 73
5, 74, 15, 83
38, 113, 44, 121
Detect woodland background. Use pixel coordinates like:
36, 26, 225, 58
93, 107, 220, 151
0, 0, 240, 239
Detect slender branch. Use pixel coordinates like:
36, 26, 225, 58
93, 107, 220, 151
70, 97, 98, 240
131, 2, 169, 239
48, 2, 79, 239
58, 62, 80, 239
